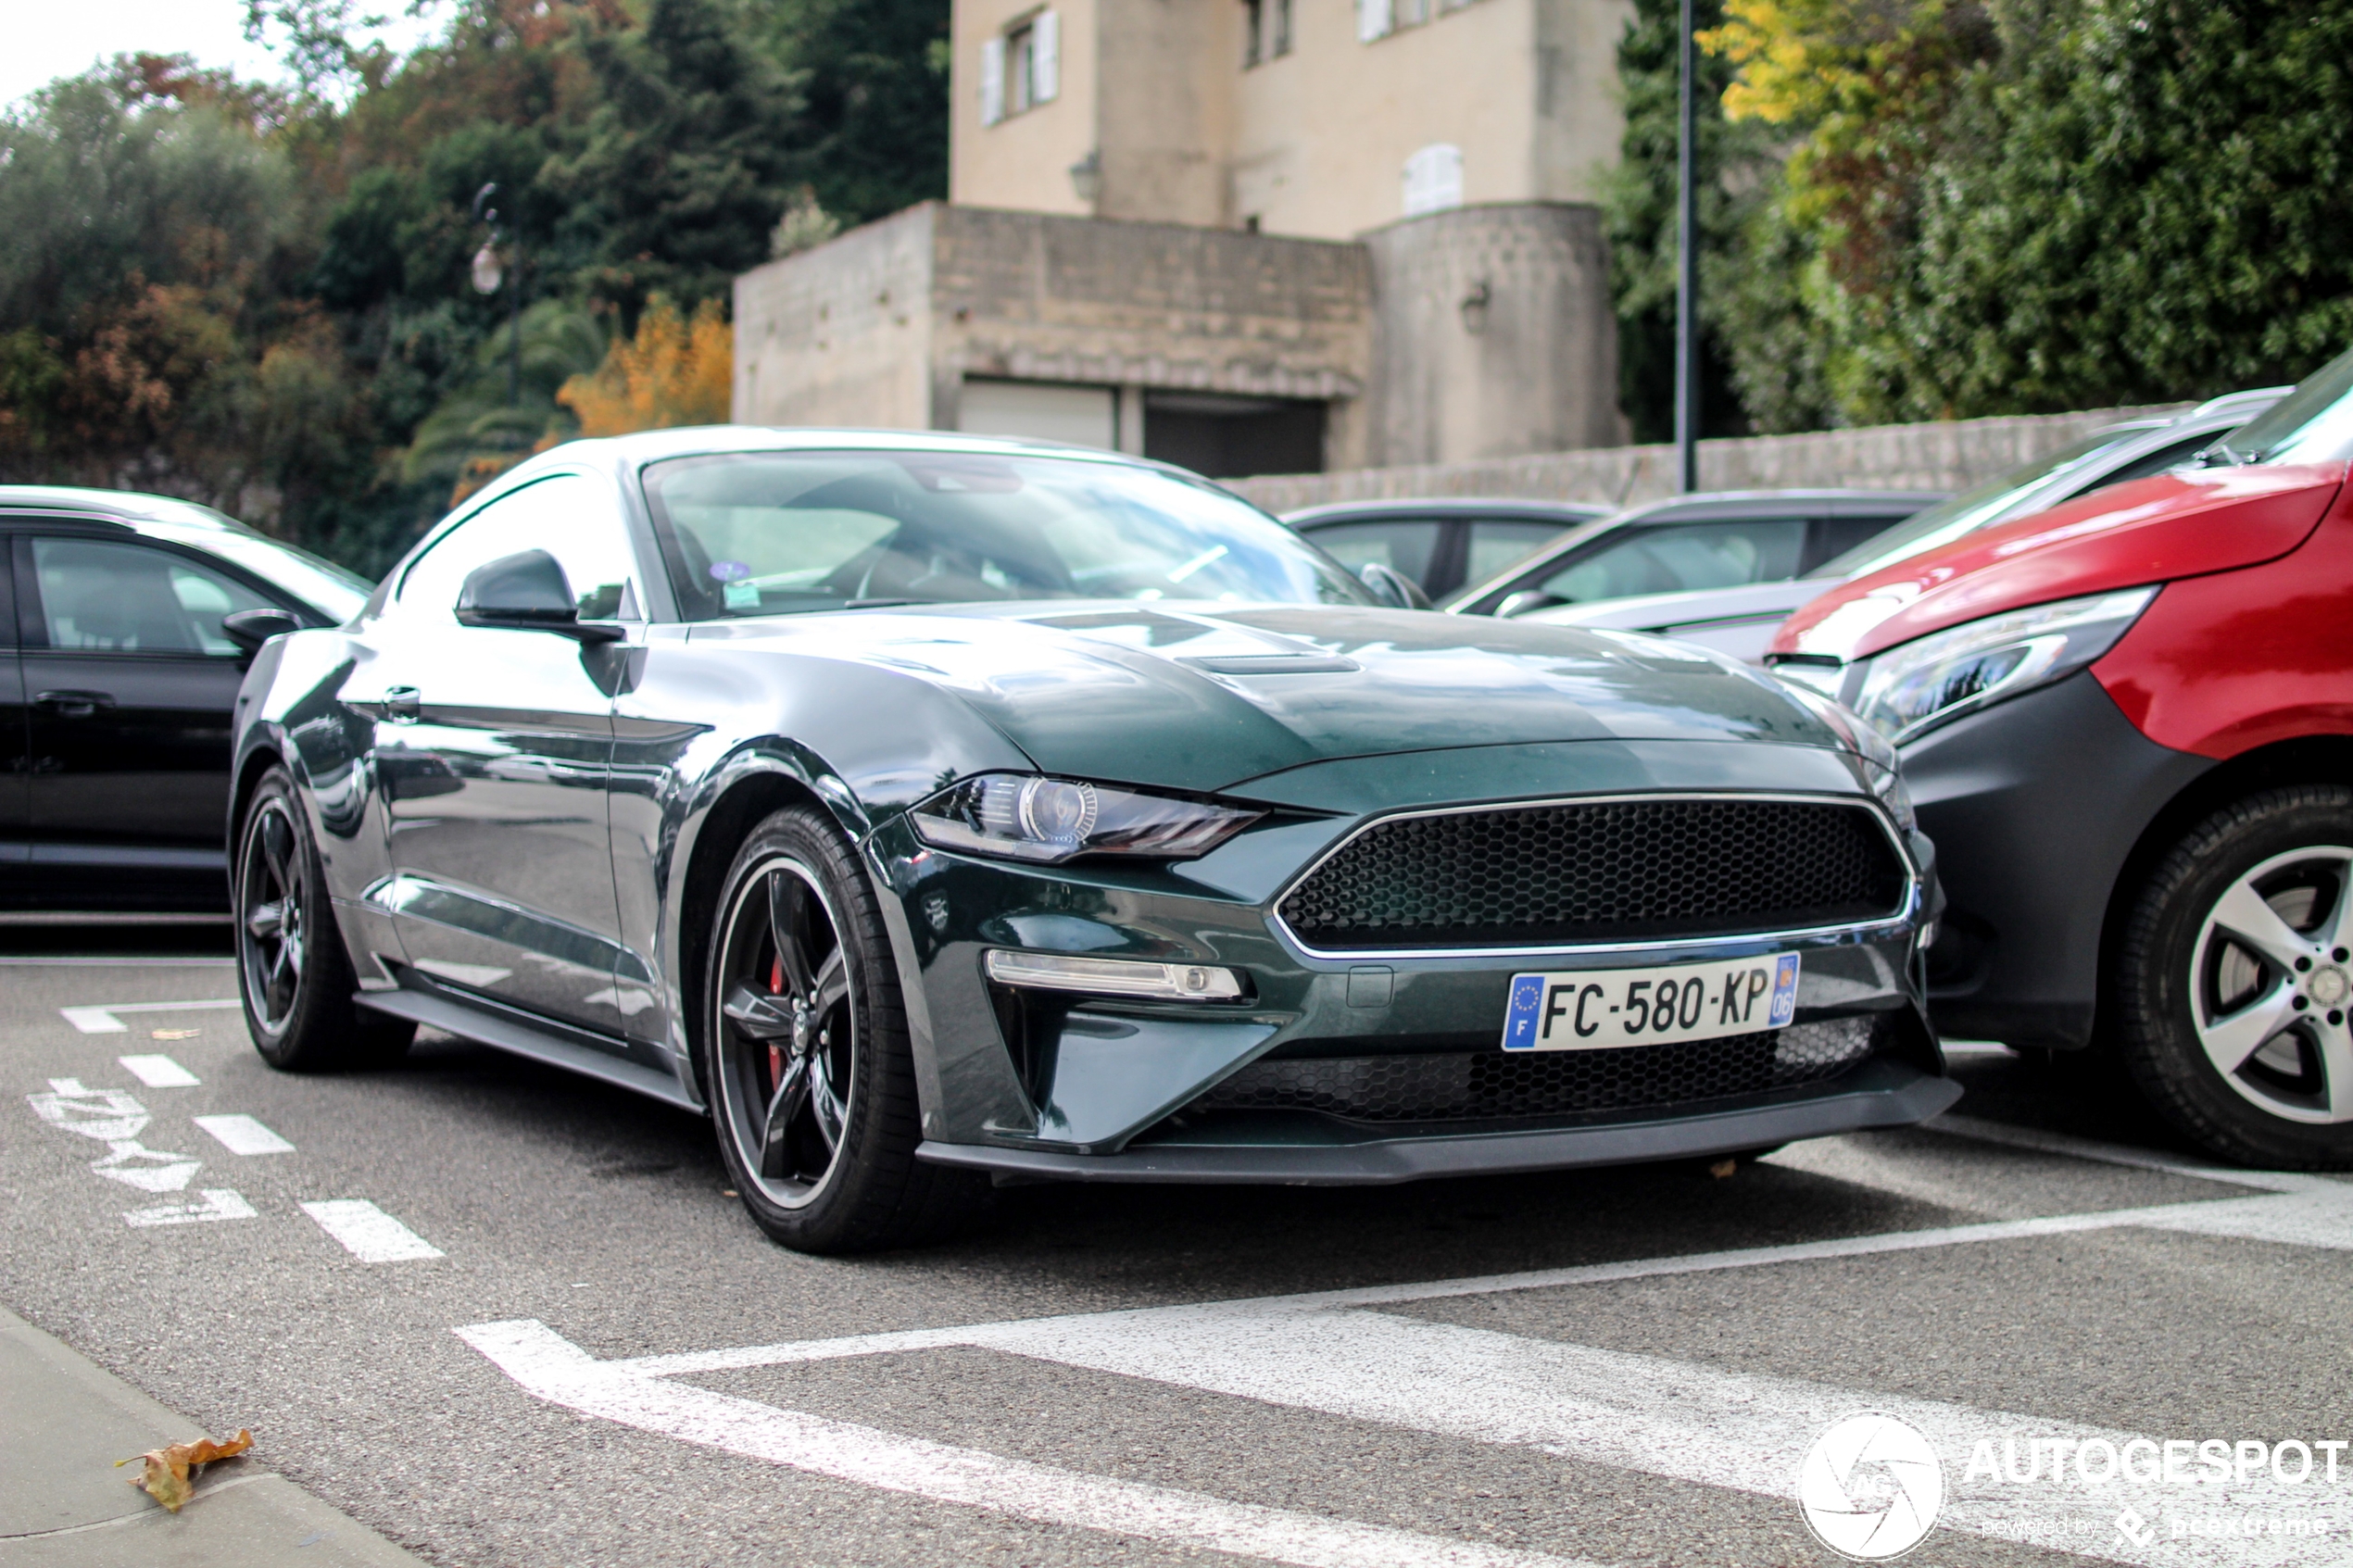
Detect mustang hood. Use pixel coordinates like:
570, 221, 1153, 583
689, 602, 1840, 795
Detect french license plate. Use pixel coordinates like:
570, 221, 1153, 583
1501, 953, 1800, 1051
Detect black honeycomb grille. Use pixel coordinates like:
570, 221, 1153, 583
1197, 1019, 1876, 1123
1279, 798, 1906, 950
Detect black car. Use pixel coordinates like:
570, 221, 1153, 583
229, 428, 1949, 1253
0, 487, 371, 912
1445, 490, 1947, 618
1282, 498, 1611, 601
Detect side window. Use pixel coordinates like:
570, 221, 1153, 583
1804, 514, 1903, 572
1536, 521, 1807, 605
397, 475, 637, 624
1299, 520, 1444, 588
30, 537, 272, 656
1465, 520, 1567, 586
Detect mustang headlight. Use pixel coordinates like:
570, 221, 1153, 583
1849, 588, 2157, 744
911, 774, 1263, 863
1770, 676, 1918, 835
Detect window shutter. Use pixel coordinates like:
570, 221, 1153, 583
980, 36, 1006, 125
1402, 144, 1464, 216
1357, 0, 1393, 42
1033, 11, 1060, 102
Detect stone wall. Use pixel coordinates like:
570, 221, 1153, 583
733, 205, 939, 431
1228, 402, 2196, 514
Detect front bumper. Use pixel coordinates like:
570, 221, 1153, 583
1901, 671, 2213, 1049
870, 746, 1948, 1181
916, 1059, 1957, 1184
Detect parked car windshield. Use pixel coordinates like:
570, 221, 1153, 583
2208, 343, 2353, 466
1811, 429, 2145, 582
642, 449, 1375, 618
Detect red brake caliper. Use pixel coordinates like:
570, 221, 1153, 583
768, 954, 786, 1086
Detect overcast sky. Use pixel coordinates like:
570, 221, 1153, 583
5, 2, 441, 111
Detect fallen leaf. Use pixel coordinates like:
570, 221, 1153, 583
151, 1028, 201, 1040
1708, 1159, 1737, 1180
119, 1429, 253, 1512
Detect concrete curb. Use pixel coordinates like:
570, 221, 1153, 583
0, 1305, 422, 1568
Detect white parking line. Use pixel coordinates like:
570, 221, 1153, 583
477, 1182, 2353, 1568
1925, 1112, 2340, 1193
117, 1055, 200, 1087
194, 1114, 296, 1156
301, 1200, 443, 1262
459, 1321, 1602, 1568
61, 999, 242, 1035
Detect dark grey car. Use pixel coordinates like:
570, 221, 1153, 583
1282, 498, 1611, 601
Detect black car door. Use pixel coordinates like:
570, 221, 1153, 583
349, 472, 643, 1038
15, 529, 286, 901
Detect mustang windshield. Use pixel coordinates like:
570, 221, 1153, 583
642, 449, 1373, 617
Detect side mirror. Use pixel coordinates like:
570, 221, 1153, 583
456, 550, 623, 643
1357, 561, 1432, 611
1493, 590, 1564, 620
220, 608, 303, 669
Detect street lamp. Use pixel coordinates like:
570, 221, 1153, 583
1673, 0, 1700, 494
471, 182, 522, 408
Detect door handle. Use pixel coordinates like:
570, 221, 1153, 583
34, 690, 115, 719
384, 686, 422, 723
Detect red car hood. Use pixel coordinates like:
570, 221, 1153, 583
1771, 463, 2347, 661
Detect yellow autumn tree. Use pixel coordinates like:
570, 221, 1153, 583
558, 295, 732, 437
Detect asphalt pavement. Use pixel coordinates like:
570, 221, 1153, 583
6, 937, 2352, 1568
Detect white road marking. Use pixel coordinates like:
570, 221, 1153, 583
117, 1054, 200, 1087
561, 1180, 2353, 1567
195, 1114, 296, 1156
458, 1320, 1604, 1568
125, 1189, 256, 1227
301, 1200, 443, 1262
27, 1080, 149, 1141
89, 1141, 202, 1193
61, 998, 242, 1035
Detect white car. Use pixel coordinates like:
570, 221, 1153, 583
1513, 387, 2288, 662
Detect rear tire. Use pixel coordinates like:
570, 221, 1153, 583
2114, 785, 2353, 1168
701, 804, 981, 1253
234, 766, 415, 1072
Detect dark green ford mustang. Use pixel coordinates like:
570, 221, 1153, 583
228, 430, 1955, 1251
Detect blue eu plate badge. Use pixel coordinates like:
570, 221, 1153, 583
1502, 952, 1802, 1052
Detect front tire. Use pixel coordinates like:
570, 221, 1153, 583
2114, 785, 2353, 1167
234, 766, 415, 1072
702, 805, 979, 1252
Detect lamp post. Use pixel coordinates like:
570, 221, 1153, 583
471, 182, 522, 408
1673, 0, 1700, 494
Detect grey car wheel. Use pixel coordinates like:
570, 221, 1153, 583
2116, 784, 2353, 1167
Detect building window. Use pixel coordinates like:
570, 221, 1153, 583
981, 8, 1058, 127
1402, 144, 1464, 216
1243, 0, 1291, 68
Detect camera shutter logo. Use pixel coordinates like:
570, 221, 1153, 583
1798, 1413, 1944, 1560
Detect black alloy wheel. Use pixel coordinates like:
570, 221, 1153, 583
235, 765, 415, 1071
2115, 784, 2353, 1167
703, 805, 979, 1252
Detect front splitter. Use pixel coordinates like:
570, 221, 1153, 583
915, 1059, 1960, 1185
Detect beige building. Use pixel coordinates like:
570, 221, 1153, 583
736, 0, 1635, 476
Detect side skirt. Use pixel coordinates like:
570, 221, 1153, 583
357, 982, 703, 1114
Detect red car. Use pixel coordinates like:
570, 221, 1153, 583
1768, 348, 2353, 1167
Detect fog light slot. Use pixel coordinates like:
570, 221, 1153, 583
984, 949, 1244, 1001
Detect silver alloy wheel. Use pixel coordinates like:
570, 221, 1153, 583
713, 855, 858, 1208
2191, 845, 2353, 1123
238, 797, 308, 1032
